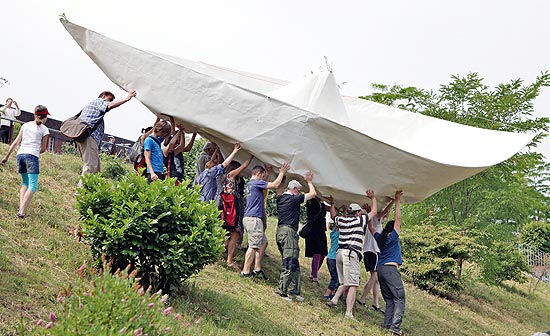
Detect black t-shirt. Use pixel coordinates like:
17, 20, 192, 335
276, 193, 306, 231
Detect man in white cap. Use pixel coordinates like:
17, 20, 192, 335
274, 173, 317, 302
326, 190, 377, 320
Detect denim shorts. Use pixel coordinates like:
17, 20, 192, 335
16, 154, 40, 174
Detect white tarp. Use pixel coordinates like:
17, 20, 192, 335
61, 18, 535, 205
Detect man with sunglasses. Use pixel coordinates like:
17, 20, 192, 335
76, 90, 136, 188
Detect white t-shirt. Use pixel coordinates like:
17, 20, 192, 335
363, 216, 383, 253
0, 105, 21, 127
17, 121, 50, 157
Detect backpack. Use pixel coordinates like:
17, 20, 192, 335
128, 136, 143, 163
133, 136, 161, 175
220, 193, 238, 230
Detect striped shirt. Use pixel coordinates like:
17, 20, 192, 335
334, 214, 369, 253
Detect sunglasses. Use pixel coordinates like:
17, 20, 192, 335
37, 115, 47, 119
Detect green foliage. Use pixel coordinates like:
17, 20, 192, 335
363, 72, 550, 287
520, 221, 550, 252
32, 262, 182, 335
401, 223, 480, 297
183, 137, 207, 182
76, 173, 225, 291
61, 142, 79, 156
99, 153, 129, 181
481, 241, 529, 285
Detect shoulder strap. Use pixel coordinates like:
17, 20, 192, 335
147, 135, 162, 146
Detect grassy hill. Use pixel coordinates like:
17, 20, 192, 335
0, 143, 549, 335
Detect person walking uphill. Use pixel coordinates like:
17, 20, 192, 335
76, 90, 136, 188
1, 105, 50, 219
0, 98, 21, 143
370, 190, 405, 336
326, 190, 377, 320
275, 172, 317, 302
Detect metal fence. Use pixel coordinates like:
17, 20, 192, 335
518, 243, 550, 283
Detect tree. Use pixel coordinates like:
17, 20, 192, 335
362, 72, 550, 285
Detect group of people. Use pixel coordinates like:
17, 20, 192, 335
1, 89, 406, 335
193, 139, 406, 335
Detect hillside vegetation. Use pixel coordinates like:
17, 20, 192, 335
0, 143, 549, 335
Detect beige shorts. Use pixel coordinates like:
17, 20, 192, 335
243, 216, 268, 249
336, 249, 361, 287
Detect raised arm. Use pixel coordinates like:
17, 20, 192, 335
304, 172, 317, 201
327, 195, 336, 219
140, 117, 159, 144
181, 132, 197, 153
229, 154, 254, 178
108, 90, 136, 110
12, 100, 21, 116
394, 190, 403, 233
366, 189, 377, 221
379, 198, 395, 219
221, 143, 241, 168
267, 162, 290, 190
163, 129, 179, 156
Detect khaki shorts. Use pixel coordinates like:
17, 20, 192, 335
336, 249, 361, 287
243, 216, 268, 249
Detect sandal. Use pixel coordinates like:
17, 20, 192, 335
16, 213, 26, 219
356, 299, 366, 306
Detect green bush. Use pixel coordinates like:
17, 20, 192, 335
481, 241, 529, 285
61, 142, 79, 156
76, 173, 225, 291
99, 153, 129, 181
32, 262, 182, 335
520, 221, 550, 252
401, 224, 480, 297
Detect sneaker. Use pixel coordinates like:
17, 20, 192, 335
344, 313, 356, 321
288, 294, 304, 302
280, 295, 293, 302
325, 300, 337, 307
240, 272, 253, 278
323, 294, 334, 300
252, 269, 267, 280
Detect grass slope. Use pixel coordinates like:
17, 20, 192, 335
0, 143, 549, 335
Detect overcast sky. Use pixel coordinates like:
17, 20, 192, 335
2, 0, 549, 158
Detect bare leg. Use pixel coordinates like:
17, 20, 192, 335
226, 231, 239, 266
19, 187, 34, 216
242, 247, 257, 274
345, 286, 358, 315
254, 241, 268, 271
359, 270, 377, 304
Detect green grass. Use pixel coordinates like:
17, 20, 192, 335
0, 142, 549, 335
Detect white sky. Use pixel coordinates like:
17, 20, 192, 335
2, 0, 550, 158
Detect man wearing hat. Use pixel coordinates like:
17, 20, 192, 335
326, 190, 377, 320
1, 105, 50, 219
274, 172, 317, 302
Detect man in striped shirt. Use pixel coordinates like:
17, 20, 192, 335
326, 189, 377, 320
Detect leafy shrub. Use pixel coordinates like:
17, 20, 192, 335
401, 224, 480, 297
520, 221, 550, 252
76, 173, 225, 291
61, 142, 79, 156
32, 262, 182, 335
99, 153, 129, 181
183, 137, 207, 182
481, 241, 529, 285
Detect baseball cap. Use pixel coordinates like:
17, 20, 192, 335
348, 203, 362, 212
34, 105, 50, 116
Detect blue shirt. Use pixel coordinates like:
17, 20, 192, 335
327, 230, 340, 260
375, 230, 403, 266
243, 179, 268, 218
143, 135, 164, 173
79, 98, 109, 147
199, 164, 225, 202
